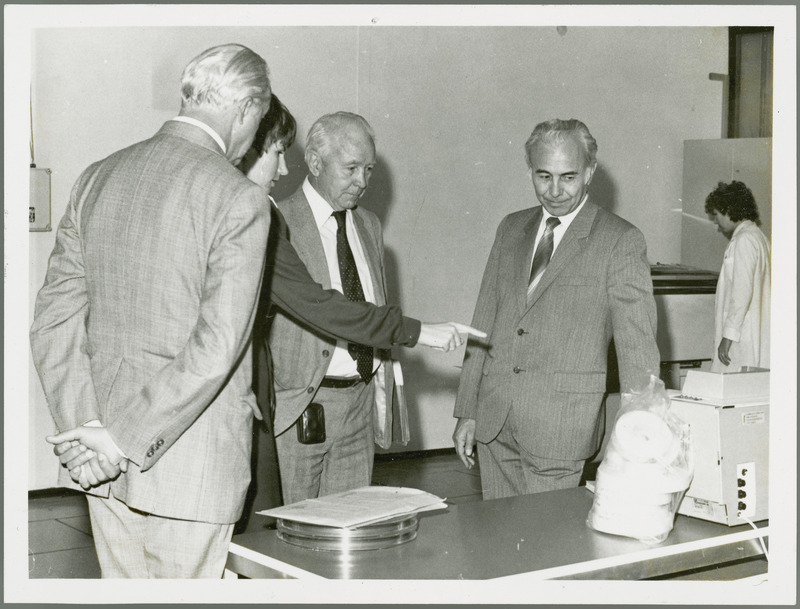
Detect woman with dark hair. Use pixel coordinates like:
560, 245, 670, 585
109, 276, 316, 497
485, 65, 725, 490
242, 93, 296, 197
704, 181, 770, 372
236, 94, 297, 532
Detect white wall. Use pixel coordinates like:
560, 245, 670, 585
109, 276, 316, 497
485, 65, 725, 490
681, 138, 772, 271
27, 25, 727, 488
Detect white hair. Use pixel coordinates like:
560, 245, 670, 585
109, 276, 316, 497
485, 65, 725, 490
304, 112, 375, 163
180, 43, 270, 111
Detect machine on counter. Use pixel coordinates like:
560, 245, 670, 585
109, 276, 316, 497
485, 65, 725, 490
670, 369, 769, 526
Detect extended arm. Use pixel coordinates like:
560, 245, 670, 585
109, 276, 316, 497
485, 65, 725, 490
269, 225, 419, 347
269, 209, 483, 351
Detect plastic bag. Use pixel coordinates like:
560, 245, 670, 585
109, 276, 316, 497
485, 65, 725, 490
587, 375, 693, 544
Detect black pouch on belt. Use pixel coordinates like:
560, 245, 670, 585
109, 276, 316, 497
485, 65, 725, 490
296, 402, 326, 444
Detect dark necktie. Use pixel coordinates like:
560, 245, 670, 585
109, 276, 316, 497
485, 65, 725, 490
527, 216, 561, 300
332, 210, 374, 382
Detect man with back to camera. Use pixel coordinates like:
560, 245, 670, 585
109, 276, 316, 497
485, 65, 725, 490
452, 118, 660, 500
30, 43, 272, 578
268, 112, 488, 503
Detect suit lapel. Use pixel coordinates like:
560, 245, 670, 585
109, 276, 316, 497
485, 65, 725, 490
278, 188, 332, 289
515, 207, 543, 314
352, 209, 385, 305
525, 200, 598, 310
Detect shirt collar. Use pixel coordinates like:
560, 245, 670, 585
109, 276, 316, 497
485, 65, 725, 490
303, 177, 340, 230
541, 193, 588, 231
171, 116, 226, 154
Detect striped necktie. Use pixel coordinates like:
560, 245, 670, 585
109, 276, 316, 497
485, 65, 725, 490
527, 216, 561, 302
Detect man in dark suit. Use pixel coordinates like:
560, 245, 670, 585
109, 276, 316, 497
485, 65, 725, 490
453, 118, 660, 500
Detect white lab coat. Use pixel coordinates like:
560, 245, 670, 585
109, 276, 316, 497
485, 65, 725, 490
711, 220, 771, 372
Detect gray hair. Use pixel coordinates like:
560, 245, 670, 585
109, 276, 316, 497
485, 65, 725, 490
305, 112, 375, 163
524, 118, 597, 168
180, 44, 271, 111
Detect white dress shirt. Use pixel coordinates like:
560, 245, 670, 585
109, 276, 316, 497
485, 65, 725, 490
529, 194, 588, 291
303, 178, 379, 377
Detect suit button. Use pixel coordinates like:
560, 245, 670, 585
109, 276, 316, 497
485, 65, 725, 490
513, 366, 521, 373
322, 350, 330, 357
307, 387, 314, 394
156, 439, 164, 447
517, 328, 525, 336
146, 449, 154, 458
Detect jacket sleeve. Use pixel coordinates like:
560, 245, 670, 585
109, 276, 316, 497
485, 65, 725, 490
268, 210, 421, 348
104, 187, 270, 469
453, 220, 504, 420
607, 226, 660, 392
30, 172, 101, 431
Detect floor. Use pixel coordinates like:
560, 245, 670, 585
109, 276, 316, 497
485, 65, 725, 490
27, 450, 481, 579
28, 450, 766, 580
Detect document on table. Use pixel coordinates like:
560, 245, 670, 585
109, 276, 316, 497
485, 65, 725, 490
257, 486, 448, 529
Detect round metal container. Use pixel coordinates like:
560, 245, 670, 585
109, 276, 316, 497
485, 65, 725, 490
276, 514, 419, 552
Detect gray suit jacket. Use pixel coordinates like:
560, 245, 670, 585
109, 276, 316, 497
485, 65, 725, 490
454, 200, 660, 460
30, 120, 269, 523
269, 186, 397, 447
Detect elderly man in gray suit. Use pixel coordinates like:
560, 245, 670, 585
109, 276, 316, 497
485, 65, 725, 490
269, 112, 473, 504
30, 44, 271, 577
453, 119, 660, 500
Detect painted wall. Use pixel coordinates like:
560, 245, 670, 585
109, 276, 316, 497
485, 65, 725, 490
681, 137, 772, 271
28, 26, 727, 488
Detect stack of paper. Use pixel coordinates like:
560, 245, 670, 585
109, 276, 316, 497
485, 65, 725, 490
258, 486, 447, 529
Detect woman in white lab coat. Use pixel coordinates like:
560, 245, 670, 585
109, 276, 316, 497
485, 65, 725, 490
705, 181, 770, 372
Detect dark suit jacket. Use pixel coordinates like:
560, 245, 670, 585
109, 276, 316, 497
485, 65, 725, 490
454, 200, 660, 461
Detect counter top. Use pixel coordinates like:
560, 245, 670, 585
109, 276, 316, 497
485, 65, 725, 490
227, 486, 768, 580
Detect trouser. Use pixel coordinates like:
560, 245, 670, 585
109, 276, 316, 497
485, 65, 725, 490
477, 423, 586, 500
276, 380, 376, 505
86, 493, 234, 578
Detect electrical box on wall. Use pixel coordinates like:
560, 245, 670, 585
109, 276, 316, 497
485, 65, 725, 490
29, 166, 52, 232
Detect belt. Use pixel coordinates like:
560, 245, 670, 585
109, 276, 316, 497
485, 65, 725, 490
319, 376, 364, 389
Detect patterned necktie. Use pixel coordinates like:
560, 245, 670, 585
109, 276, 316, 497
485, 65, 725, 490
527, 216, 561, 300
332, 210, 374, 382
